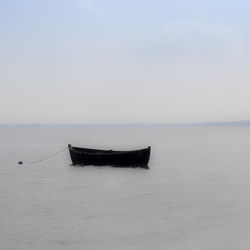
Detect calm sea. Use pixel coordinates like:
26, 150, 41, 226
1, 126, 250, 250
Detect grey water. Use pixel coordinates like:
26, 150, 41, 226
1, 126, 250, 250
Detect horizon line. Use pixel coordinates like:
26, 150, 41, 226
0, 120, 250, 127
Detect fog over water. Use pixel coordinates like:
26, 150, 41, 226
1, 126, 250, 250
2, 1, 250, 248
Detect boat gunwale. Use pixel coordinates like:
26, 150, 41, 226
69, 145, 150, 155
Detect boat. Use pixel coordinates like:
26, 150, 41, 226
68, 144, 150, 168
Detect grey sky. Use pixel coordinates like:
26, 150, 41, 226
0, 0, 249, 124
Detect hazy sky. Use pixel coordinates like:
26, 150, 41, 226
0, 0, 249, 124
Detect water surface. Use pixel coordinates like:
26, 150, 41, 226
1, 126, 250, 250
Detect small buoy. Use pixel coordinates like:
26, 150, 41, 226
18, 161, 23, 165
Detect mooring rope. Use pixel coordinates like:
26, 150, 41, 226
18, 146, 68, 165
29, 146, 68, 165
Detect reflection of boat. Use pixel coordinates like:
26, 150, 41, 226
68, 144, 150, 168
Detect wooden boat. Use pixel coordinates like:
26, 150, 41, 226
68, 144, 150, 168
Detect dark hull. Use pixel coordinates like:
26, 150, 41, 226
68, 145, 150, 168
